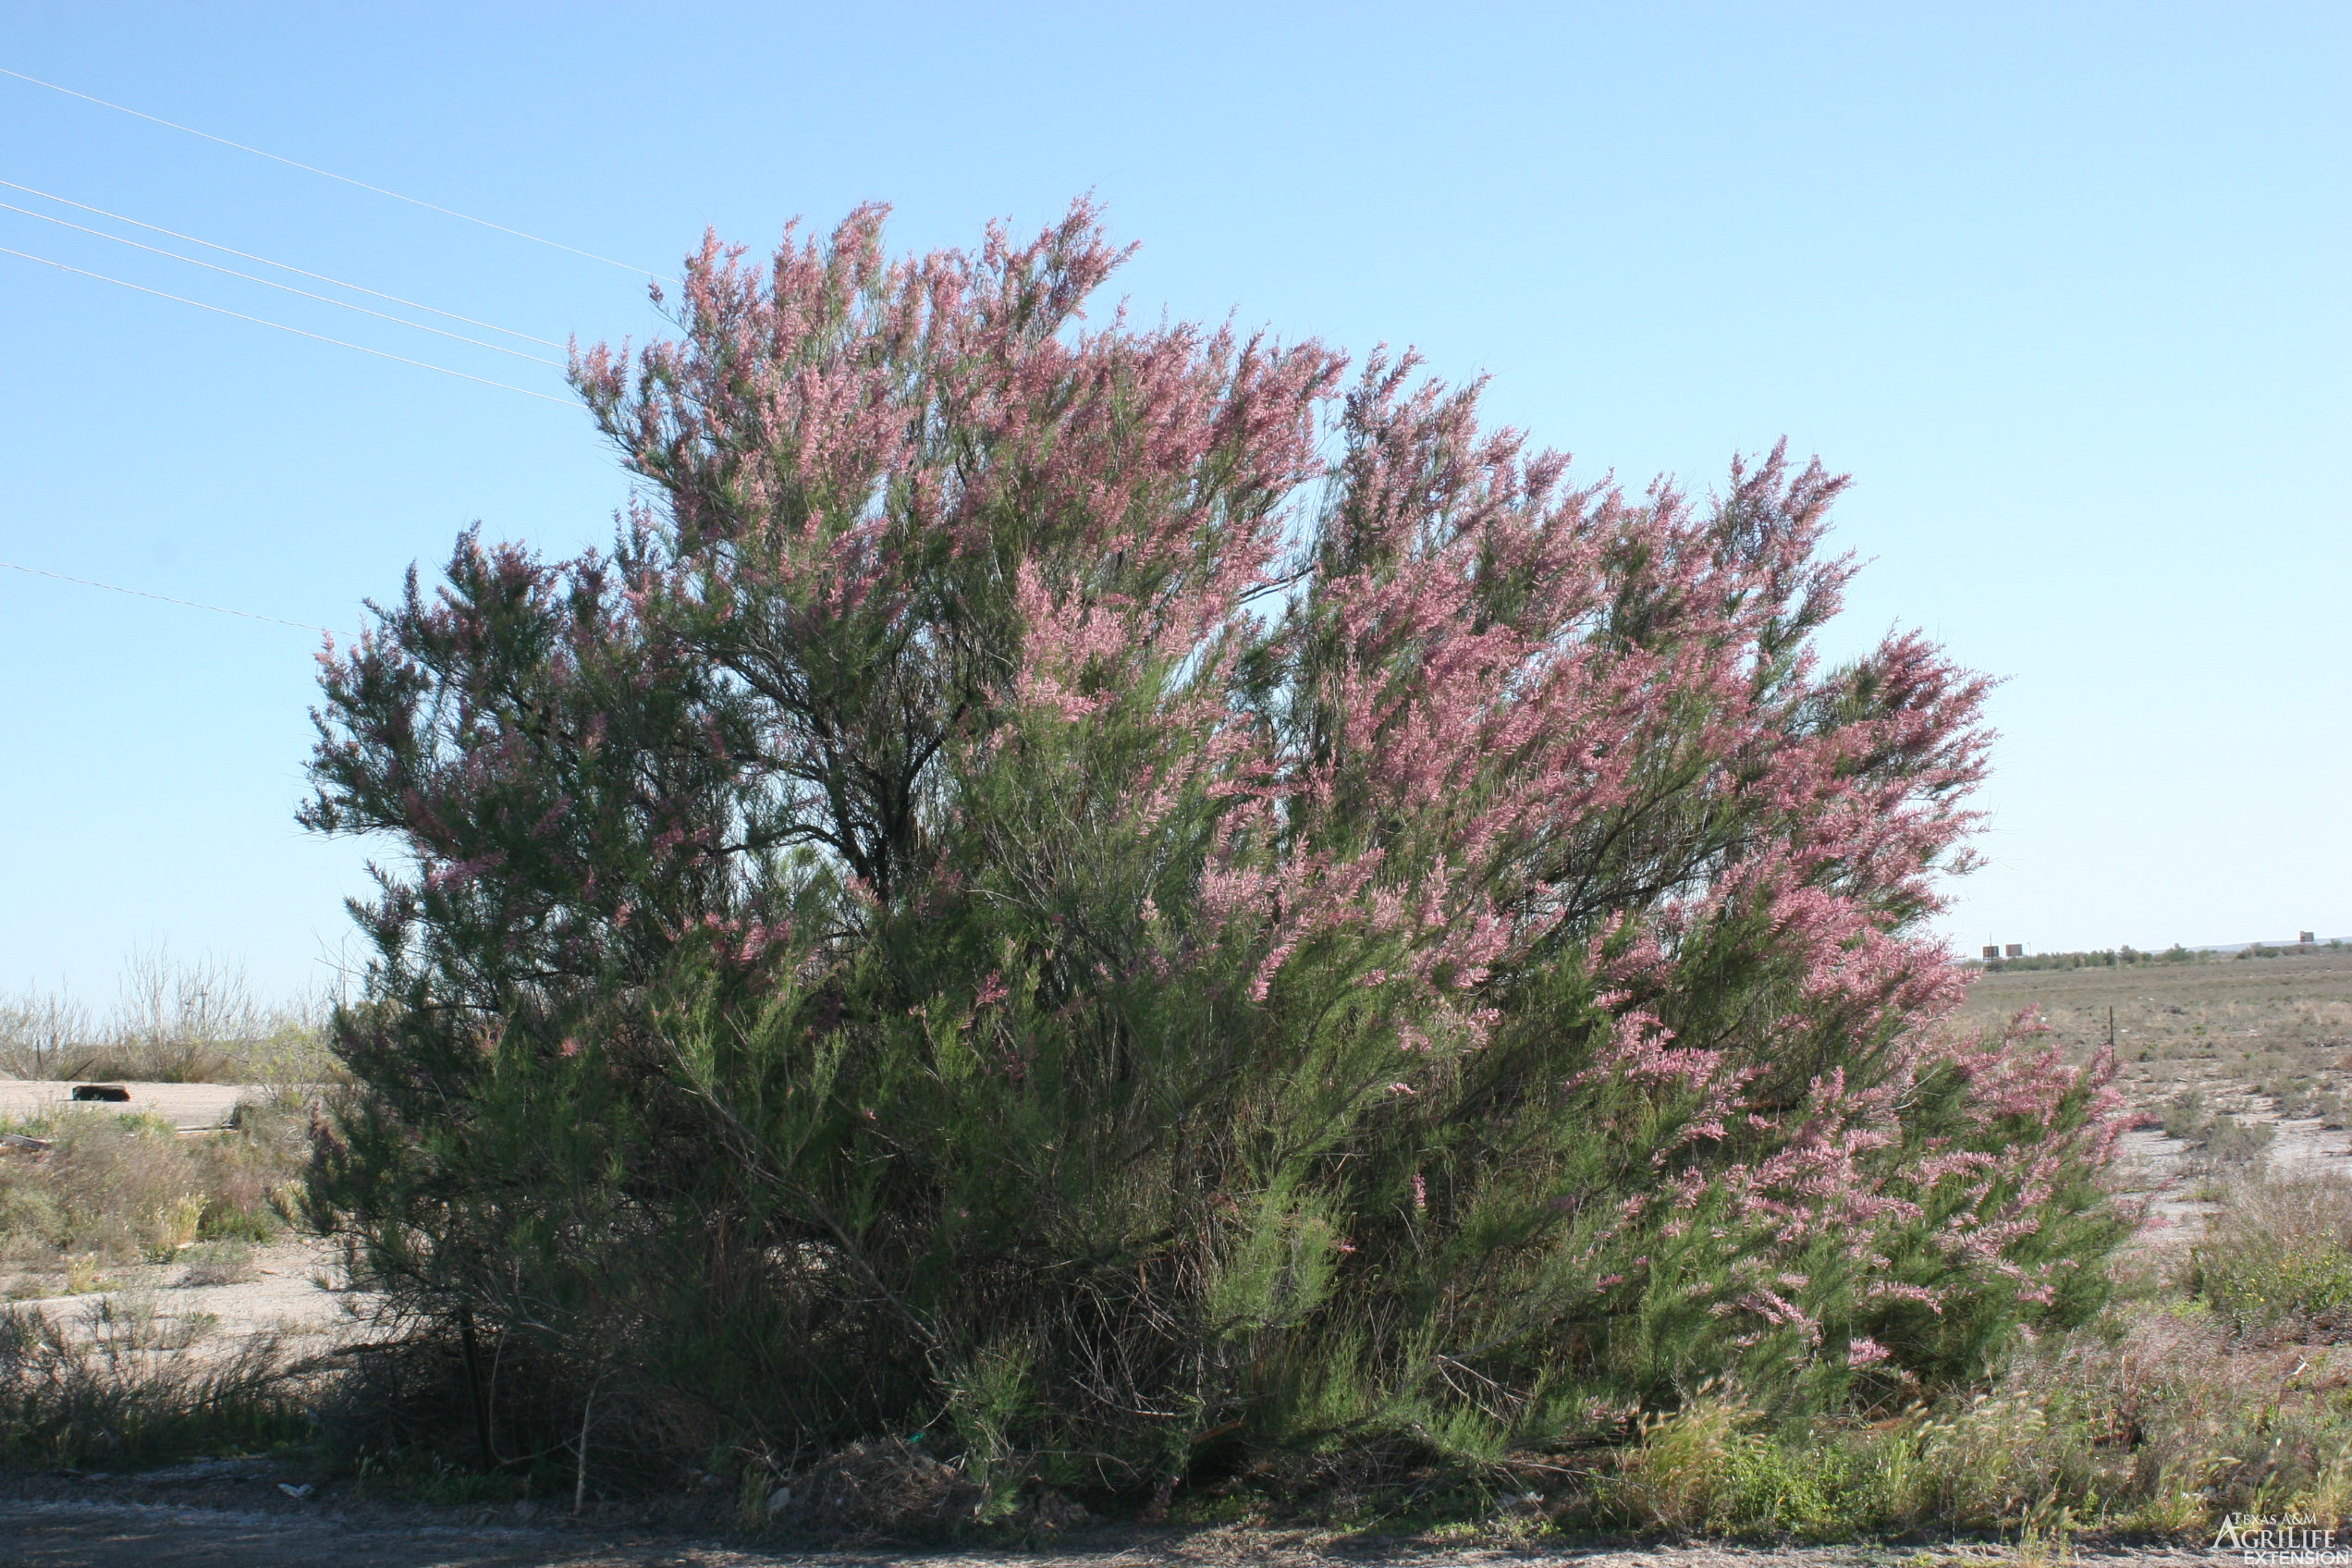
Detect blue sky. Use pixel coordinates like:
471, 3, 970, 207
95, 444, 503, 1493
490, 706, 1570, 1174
1, 3, 2344, 1001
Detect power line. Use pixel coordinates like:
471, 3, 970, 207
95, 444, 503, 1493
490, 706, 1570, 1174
0, 243, 577, 405
0, 559, 346, 636
0, 179, 563, 348
0, 64, 668, 280
0, 201, 563, 365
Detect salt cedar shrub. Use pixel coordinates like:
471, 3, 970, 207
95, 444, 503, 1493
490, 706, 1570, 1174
301, 200, 2125, 1496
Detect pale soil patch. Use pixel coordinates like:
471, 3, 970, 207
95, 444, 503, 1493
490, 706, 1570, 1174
2106, 1114, 2352, 1250
4, 1233, 375, 1358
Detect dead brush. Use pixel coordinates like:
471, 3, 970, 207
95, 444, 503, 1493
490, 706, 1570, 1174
0, 949, 338, 1086
771, 1437, 986, 1536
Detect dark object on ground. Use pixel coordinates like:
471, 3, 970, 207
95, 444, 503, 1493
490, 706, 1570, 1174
70, 1084, 131, 1102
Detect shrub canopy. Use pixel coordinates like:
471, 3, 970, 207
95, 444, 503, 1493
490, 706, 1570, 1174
304, 200, 2122, 1492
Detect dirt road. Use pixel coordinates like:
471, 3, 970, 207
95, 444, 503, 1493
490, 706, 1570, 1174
0, 1441, 2232, 1567
0, 1079, 255, 1130
0, 1492, 2228, 1568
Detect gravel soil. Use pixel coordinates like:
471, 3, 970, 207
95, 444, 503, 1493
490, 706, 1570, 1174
0, 1466, 2226, 1568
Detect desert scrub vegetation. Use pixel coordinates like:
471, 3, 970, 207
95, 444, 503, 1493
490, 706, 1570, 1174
1966, 945, 2210, 974
296, 201, 2125, 1517
0, 1096, 308, 1278
1957, 946, 2352, 1071
0, 946, 335, 1085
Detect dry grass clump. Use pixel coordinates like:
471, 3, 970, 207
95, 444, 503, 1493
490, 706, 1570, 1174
178, 1238, 260, 1288
1606, 1392, 1812, 1534
2291, 996, 2352, 1049
0, 1094, 308, 1270
1984, 1306, 2348, 1530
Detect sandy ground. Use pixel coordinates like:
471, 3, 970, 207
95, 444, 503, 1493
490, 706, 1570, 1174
5, 1232, 370, 1357
2112, 1113, 2352, 1248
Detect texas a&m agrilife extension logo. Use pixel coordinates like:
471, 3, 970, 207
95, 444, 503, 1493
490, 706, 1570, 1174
2213, 1512, 2348, 1564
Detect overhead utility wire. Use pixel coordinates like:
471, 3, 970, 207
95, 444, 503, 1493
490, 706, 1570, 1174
0, 244, 575, 405
1, 202, 562, 365
1, 559, 346, 636
0, 179, 562, 347
0, 65, 668, 280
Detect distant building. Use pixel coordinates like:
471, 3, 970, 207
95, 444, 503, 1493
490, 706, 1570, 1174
2301, 930, 2317, 945
1982, 945, 2000, 961
2004, 943, 2024, 959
